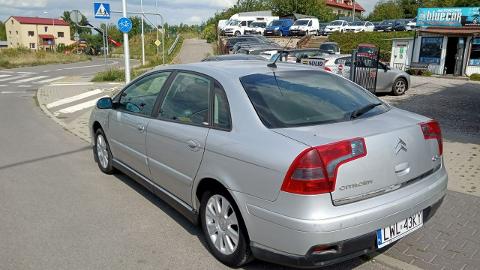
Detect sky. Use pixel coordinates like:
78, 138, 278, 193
0, 0, 379, 26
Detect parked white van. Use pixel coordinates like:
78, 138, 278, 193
244, 21, 268, 35
289, 18, 320, 36
223, 14, 278, 36
324, 20, 349, 34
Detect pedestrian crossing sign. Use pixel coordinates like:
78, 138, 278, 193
94, 3, 110, 19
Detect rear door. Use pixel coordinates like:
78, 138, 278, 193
146, 71, 212, 204
108, 72, 172, 177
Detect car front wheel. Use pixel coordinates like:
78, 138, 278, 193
94, 129, 115, 174
200, 190, 251, 267
392, 78, 408, 96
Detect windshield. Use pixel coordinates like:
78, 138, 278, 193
240, 70, 387, 128
330, 20, 344, 26
270, 20, 283, 26
320, 44, 338, 52
228, 20, 239, 26
293, 19, 309, 26
251, 22, 266, 28
350, 21, 365, 26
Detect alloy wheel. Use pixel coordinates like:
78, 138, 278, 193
96, 134, 109, 169
205, 194, 240, 255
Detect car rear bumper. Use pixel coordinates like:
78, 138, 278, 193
264, 30, 281, 36
289, 30, 307, 36
232, 165, 448, 261
249, 197, 444, 268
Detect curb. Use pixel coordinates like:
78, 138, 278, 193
36, 85, 92, 144
373, 253, 423, 270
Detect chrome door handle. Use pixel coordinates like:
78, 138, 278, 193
186, 139, 201, 151
137, 124, 145, 132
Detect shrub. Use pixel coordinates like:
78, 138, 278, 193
201, 23, 217, 43
328, 31, 414, 62
91, 68, 125, 82
470, 73, 480, 81
406, 69, 432, 76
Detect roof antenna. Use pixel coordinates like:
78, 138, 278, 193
267, 33, 295, 68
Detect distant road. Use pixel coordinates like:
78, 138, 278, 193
174, 39, 213, 64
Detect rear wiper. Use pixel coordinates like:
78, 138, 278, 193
349, 103, 382, 119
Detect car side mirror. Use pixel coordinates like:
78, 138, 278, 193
97, 97, 113, 109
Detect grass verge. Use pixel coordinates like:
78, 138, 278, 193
0, 48, 91, 69
92, 35, 184, 82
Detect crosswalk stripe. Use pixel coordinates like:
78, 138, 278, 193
0, 75, 24, 82
0, 75, 12, 78
12, 76, 48, 84
35, 76, 66, 84
46, 89, 104, 109
54, 95, 109, 115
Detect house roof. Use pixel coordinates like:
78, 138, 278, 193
9, 16, 69, 26
326, 0, 365, 12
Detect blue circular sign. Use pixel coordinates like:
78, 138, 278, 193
117, 17, 132, 33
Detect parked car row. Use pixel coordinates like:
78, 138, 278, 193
221, 17, 418, 37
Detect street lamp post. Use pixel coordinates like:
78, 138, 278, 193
121, 0, 131, 83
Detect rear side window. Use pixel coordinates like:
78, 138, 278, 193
240, 71, 387, 128
213, 83, 231, 130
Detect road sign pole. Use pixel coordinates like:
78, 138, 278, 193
121, 0, 131, 83
105, 23, 109, 55
103, 23, 107, 69
140, 0, 146, 66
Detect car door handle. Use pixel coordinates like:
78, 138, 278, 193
137, 124, 145, 132
186, 139, 201, 151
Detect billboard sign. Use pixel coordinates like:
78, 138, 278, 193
417, 7, 480, 27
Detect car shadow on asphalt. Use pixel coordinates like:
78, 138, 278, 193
112, 172, 380, 269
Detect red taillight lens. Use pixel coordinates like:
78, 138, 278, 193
420, 120, 443, 155
281, 138, 367, 195
324, 66, 332, 72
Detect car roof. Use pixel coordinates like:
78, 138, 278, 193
153, 60, 322, 79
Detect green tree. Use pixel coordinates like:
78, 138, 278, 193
271, 0, 334, 21
0, 21, 6, 40
129, 16, 153, 37
454, 0, 480, 6
61, 11, 91, 39
368, 0, 405, 21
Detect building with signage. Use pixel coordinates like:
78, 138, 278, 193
390, 7, 480, 77
4, 16, 74, 50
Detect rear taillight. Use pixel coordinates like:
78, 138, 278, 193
281, 138, 367, 195
324, 66, 332, 72
420, 120, 443, 155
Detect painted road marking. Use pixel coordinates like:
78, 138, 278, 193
35, 76, 66, 84
0, 85, 7, 87
46, 89, 103, 109
54, 95, 109, 115
0, 75, 12, 78
16, 71, 36, 74
0, 75, 24, 82
12, 76, 48, 84
18, 85, 32, 88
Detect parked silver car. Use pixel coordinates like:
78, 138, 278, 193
90, 61, 447, 268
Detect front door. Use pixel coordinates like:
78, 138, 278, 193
109, 72, 172, 177
454, 37, 466, 76
147, 72, 212, 204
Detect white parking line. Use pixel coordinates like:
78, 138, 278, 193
0, 85, 7, 87
54, 95, 108, 115
0, 75, 12, 78
18, 85, 32, 88
46, 89, 103, 109
0, 75, 24, 82
35, 76, 65, 84
12, 76, 48, 84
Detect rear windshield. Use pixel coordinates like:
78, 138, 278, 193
240, 70, 387, 128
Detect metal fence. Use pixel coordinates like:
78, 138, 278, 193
168, 35, 181, 55
350, 48, 381, 93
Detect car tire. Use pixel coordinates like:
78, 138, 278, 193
94, 129, 115, 174
200, 189, 252, 267
392, 77, 408, 96
234, 31, 241, 36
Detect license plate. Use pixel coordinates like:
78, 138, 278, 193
376, 211, 423, 248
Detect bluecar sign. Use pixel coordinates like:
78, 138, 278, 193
417, 7, 480, 28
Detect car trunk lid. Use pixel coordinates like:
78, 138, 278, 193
274, 108, 441, 205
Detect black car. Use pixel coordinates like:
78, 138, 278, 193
393, 19, 409, 31
225, 36, 264, 51
202, 54, 266, 62
375, 20, 395, 32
